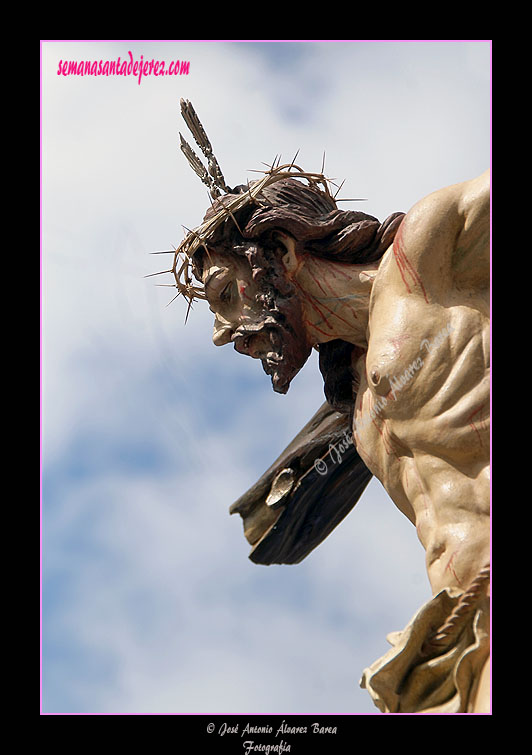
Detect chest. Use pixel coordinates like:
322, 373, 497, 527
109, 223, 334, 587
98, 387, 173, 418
352, 289, 489, 474
362, 295, 459, 415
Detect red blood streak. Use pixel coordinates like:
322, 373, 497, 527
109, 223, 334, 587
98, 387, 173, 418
316, 295, 357, 328
445, 551, 465, 588
393, 225, 412, 294
294, 280, 333, 329
371, 417, 399, 459
324, 261, 351, 280
239, 284, 252, 302
309, 266, 359, 320
295, 277, 356, 329
393, 220, 429, 303
467, 404, 487, 447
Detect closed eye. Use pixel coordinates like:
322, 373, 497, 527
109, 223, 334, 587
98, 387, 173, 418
220, 281, 236, 304
204, 266, 231, 305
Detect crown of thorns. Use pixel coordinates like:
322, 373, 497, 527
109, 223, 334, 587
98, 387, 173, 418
150, 99, 356, 321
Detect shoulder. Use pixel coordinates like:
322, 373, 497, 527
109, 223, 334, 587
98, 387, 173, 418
391, 171, 490, 296
454, 170, 490, 272
401, 171, 489, 253
457, 169, 490, 220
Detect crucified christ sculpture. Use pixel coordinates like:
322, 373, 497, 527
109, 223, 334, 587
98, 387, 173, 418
166, 100, 490, 714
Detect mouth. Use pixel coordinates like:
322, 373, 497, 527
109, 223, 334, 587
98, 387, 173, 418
232, 324, 275, 359
231, 314, 311, 395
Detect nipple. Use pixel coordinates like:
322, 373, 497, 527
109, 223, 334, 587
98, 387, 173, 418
369, 366, 391, 396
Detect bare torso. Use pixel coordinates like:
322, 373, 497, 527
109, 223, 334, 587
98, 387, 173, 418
352, 173, 490, 595
200, 166, 491, 712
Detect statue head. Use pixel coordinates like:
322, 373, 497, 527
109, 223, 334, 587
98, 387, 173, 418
169, 101, 404, 402
195, 186, 314, 395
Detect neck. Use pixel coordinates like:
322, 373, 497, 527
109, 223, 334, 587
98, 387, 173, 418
291, 254, 377, 349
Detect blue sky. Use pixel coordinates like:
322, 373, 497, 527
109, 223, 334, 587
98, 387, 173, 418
41, 39, 491, 714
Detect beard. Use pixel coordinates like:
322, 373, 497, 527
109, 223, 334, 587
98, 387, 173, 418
232, 297, 312, 395
261, 322, 311, 394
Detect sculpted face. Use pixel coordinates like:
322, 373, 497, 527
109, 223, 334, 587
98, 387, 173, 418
203, 251, 269, 351
202, 236, 312, 394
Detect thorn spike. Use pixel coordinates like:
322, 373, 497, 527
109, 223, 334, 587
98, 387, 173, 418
144, 269, 173, 278
166, 292, 181, 307
289, 149, 300, 170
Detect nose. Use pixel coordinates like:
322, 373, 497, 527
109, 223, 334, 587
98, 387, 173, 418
212, 315, 233, 346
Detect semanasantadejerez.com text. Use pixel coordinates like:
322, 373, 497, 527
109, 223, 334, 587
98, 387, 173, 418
57, 51, 190, 85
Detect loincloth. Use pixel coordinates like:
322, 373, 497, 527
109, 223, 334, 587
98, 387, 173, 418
360, 569, 490, 714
